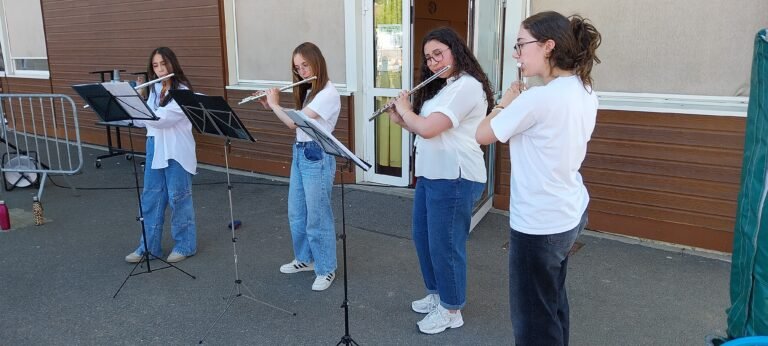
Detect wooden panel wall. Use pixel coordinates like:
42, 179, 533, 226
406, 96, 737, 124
41, 0, 225, 149
0, 77, 52, 94
493, 110, 745, 252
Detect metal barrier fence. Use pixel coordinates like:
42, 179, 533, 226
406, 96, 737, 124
0, 94, 83, 202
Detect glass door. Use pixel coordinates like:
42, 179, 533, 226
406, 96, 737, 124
363, 0, 413, 186
470, 0, 505, 229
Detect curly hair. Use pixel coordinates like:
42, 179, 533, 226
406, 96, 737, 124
412, 27, 495, 114
522, 11, 602, 89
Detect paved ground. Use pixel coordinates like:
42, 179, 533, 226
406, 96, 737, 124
0, 146, 731, 345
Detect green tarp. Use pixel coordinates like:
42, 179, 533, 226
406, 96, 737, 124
728, 28, 768, 338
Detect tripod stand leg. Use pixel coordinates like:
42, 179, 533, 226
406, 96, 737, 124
113, 255, 147, 298
336, 336, 360, 346
198, 281, 240, 344
238, 281, 297, 316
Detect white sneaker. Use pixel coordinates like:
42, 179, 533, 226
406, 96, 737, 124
280, 259, 315, 274
166, 252, 189, 263
125, 252, 145, 263
417, 305, 464, 334
412, 294, 440, 314
311, 272, 335, 291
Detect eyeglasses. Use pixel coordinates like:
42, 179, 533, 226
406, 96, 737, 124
293, 63, 311, 74
424, 48, 448, 65
514, 40, 539, 55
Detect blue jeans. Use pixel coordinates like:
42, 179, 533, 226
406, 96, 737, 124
288, 141, 337, 276
413, 177, 485, 310
134, 137, 196, 257
508, 211, 588, 346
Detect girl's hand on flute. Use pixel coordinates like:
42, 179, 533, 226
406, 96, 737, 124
393, 90, 413, 116
265, 88, 280, 109
498, 81, 523, 108
250, 91, 268, 109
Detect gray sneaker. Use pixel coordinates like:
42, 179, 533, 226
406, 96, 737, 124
412, 293, 439, 314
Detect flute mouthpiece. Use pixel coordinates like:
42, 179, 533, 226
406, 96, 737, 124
516, 62, 523, 68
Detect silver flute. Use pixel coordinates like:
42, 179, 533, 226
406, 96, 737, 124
135, 73, 175, 90
368, 65, 451, 121
83, 73, 175, 109
238, 76, 317, 105
517, 62, 526, 92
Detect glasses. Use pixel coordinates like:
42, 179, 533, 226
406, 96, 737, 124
293, 63, 311, 74
424, 48, 448, 65
514, 40, 539, 55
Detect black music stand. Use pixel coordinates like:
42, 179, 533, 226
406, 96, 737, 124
88, 70, 144, 167
285, 109, 372, 346
167, 90, 295, 344
72, 82, 197, 298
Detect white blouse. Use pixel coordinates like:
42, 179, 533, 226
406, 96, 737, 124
415, 74, 487, 183
136, 82, 197, 175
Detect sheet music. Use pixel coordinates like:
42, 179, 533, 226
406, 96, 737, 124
101, 82, 155, 120
285, 109, 371, 171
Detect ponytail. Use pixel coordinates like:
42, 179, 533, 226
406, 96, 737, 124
569, 15, 601, 89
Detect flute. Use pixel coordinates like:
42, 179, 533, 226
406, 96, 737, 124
83, 73, 175, 109
368, 65, 451, 121
517, 62, 526, 92
238, 76, 317, 105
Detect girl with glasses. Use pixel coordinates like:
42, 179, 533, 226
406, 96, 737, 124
253, 42, 340, 292
386, 27, 494, 334
475, 11, 602, 345
124, 47, 198, 264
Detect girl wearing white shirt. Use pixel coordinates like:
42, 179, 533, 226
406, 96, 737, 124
256, 42, 340, 292
475, 12, 601, 345
124, 47, 197, 264
387, 27, 494, 334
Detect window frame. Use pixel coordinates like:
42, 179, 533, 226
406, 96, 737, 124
0, 0, 49, 79
223, 0, 358, 96
503, 0, 749, 117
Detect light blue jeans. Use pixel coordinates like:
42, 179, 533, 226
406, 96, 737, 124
134, 137, 197, 257
288, 141, 337, 276
413, 177, 485, 310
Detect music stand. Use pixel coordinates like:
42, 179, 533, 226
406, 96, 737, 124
285, 109, 371, 346
72, 82, 197, 298
167, 90, 295, 344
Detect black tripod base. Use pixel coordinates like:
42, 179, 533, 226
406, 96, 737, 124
337, 335, 359, 346
198, 280, 296, 344
113, 252, 196, 298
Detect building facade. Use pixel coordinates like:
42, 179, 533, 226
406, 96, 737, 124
0, 0, 765, 252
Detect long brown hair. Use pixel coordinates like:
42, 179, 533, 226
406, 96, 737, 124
290, 42, 330, 109
522, 11, 601, 89
412, 27, 495, 114
145, 47, 193, 107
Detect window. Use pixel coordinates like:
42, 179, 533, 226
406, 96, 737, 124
530, 0, 766, 115
0, 0, 49, 77
224, 0, 355, 91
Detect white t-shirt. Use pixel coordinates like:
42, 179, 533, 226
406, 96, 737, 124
415, 74, 488, 183
490, 75, 597, 235
296, 81, 341, 142
136, 83, 197, 175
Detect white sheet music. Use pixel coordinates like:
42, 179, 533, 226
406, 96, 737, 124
101, 82, 155, 120
285, 109, 371, 171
